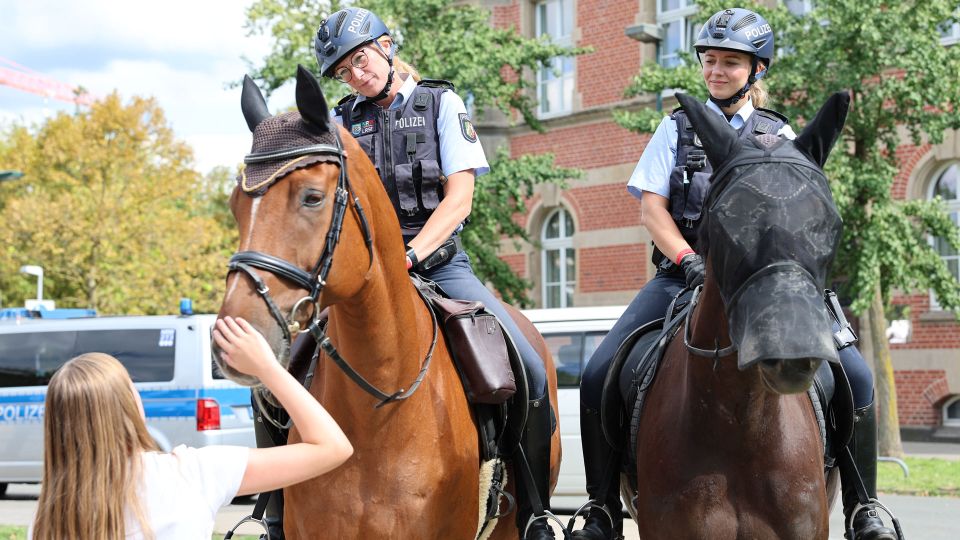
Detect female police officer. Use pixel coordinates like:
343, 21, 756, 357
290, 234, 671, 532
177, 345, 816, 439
315, 8, 557, 539
572, 8, 897, 540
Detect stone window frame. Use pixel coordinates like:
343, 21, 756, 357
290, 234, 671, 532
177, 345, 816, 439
944, 395, 960, 426
534, 0, 576, 118
540, 206, 577, 309
906, 132, 960, 318
656, 0, 699, 68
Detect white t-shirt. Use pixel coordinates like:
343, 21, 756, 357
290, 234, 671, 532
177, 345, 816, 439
128, 445, 249, 539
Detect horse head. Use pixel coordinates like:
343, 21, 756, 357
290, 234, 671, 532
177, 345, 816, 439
676, 91, 849, 394
213, 66, 382, 386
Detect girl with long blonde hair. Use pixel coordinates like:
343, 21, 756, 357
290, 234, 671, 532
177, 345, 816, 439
32, 317, 353, 539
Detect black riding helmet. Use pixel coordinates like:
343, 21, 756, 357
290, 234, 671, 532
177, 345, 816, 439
315, 7, 395, 100
694, 8, 774, 108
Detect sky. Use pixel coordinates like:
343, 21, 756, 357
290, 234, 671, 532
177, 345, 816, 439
0, 0, 299, 174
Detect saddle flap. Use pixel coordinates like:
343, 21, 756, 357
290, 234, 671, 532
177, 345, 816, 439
600, 317, 665, 450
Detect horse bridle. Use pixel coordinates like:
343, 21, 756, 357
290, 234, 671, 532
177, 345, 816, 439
227, 129, 438, 421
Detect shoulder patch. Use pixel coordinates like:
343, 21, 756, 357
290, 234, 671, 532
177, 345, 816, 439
418, 78, 456, 91
459, 113, 477, 143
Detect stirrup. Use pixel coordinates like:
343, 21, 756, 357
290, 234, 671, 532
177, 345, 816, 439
845, 499, 905, 540
566, 498, 617, 535
523, 510, 570, 539
224, 514, 272, 540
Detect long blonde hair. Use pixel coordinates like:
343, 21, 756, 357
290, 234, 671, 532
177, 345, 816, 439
378, 36, 421, 82
33, 353, 158, 540
750, 79, 769, 108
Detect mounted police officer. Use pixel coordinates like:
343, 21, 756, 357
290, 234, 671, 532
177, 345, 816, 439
572, 8, 898, 540
314, 8, 557, 539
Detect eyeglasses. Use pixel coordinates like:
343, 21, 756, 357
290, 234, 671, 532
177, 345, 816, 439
334, 49, 369, 83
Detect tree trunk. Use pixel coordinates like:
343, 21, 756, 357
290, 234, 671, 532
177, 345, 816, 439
867, 283, 905, 458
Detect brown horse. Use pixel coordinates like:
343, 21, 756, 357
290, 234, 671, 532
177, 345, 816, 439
631, 92, 851, 539
212, 66, 560, 539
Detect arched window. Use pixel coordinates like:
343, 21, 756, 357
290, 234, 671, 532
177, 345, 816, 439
931, 163, 959, 306
541, 208, 576, 308
943, 395, 960, 427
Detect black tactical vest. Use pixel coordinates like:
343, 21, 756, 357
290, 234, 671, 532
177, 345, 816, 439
335, 79, 453, 234
652, 106, 787, 266
661, 107, 786, 248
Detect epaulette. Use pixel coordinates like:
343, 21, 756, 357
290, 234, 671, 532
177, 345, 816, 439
417, 79, 456, 91
334, 93, 358, 118
755, 107, 789, 123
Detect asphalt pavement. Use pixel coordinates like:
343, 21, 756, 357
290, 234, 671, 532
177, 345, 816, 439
4, 441, 959, 538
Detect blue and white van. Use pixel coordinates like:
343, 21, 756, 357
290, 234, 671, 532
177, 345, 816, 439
0, 313, 256, 496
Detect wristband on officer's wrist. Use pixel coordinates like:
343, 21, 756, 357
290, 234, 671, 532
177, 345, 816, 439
675, 248, 695, 265
405, 245, 419, 268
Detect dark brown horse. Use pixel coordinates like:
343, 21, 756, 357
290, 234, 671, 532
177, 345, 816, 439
631, 92, 850, 539
212, 66, 560, 539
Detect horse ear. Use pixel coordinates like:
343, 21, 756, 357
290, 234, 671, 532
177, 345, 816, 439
794, 91, 850, 168
675, 92, 738, 170
241, 75, 271, 132
295, 64, 331, 132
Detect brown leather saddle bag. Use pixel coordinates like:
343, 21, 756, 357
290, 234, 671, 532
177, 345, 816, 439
422, 289, 517, 405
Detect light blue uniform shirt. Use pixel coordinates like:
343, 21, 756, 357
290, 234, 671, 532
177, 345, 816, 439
626, 98, 796, 200
334, 74, 489, 177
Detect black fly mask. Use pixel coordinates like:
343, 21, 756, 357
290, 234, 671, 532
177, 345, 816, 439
675, 92, 850, 370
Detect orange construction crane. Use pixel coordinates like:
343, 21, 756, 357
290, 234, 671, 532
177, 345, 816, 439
0, 56, 96, 106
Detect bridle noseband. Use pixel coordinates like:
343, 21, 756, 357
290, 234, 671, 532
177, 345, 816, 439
229, 132, 370, 345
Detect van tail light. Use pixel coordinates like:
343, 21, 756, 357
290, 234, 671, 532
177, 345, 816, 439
196, 398, 221, 431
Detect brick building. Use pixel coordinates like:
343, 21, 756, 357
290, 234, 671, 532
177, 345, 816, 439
475, 0, 960, 437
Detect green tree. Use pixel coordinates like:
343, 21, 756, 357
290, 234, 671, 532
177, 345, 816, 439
243, 0, 586, 305
619, 0, 960, 456
0, 95, 237, 315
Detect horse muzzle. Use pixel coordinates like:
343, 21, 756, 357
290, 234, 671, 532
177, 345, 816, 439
759, 357, 822, 394
728, 263, 839, 374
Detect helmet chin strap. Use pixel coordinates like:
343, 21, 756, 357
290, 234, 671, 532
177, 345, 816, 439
369, 40, 395, 103
709, 57, 765, 109
710, 83, 752, 109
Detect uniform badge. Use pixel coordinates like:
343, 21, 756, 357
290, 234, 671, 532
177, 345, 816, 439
351, 118, 377, 136
459, 113, 477, 143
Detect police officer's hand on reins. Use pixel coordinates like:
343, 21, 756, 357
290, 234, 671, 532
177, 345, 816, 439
679, 252, 705, 289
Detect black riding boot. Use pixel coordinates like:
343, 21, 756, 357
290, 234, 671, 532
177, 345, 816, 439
841, 401, 897, 540
571, 406, 623, 540
253, 393, 288, 540
516, 397, 557, 540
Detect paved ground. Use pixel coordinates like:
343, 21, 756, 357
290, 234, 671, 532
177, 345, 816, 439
4, 441, 958, 538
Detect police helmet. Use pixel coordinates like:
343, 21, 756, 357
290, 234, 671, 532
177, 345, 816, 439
694, 8, 774, 80
315, 8, 391, 78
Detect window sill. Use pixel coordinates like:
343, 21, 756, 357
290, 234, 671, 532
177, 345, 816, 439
919, 310, 960, 323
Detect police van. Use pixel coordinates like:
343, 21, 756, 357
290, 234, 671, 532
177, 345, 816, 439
522, 305, 626, 510
0, 311, 256, 496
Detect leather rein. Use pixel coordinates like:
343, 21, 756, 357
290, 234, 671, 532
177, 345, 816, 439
227, 129, 438, 427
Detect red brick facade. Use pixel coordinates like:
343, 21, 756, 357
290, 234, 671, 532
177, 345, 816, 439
483, 0, 959, 430
895, 370, 951, 425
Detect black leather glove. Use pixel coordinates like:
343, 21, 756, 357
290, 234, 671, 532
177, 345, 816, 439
679, 253, 705, 289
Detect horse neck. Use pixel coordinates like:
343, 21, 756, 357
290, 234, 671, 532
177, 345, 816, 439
684, 278, 790, 431
320, 207, 428, 400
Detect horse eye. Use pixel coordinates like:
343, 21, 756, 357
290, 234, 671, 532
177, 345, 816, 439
302, 191, 326, 208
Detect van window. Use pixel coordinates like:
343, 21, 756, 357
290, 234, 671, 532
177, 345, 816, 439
544, 331, 609, 387
0, 329, 177, 387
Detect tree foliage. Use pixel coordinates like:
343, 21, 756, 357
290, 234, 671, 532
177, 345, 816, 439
0, 95, 237, 315
243, 0, 586, 304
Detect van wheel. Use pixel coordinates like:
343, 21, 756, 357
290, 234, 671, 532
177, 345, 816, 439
0, 483, 7, 498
